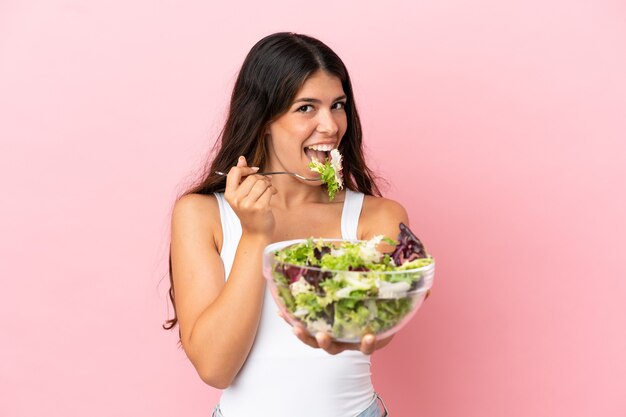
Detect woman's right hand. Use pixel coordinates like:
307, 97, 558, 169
224, 155, 277, 238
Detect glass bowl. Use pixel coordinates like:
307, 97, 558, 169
262, 239, 435, 343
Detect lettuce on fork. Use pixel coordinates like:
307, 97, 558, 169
308, 149, 343, 200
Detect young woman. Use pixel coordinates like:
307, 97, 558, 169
165, 32, 410, 417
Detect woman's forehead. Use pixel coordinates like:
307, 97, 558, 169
295, 70, 345, 99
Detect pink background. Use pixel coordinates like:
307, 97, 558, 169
1, 1, 625, 416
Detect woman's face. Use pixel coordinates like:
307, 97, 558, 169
265, 70, 348, 176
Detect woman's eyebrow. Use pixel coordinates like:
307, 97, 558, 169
293, 95, 347, 104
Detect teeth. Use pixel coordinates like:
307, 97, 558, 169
307, 144, 334, 151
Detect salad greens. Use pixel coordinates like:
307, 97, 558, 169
271, 223, 434, 340
308, 149, 343, 200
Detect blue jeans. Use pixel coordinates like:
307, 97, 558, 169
211, 392, 389, 417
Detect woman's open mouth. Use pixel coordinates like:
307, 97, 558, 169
304, 144, 334, 162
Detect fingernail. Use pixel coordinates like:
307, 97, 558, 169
251, 167, 260, 171
239, 156, 245, 161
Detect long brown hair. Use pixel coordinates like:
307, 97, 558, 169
163, 32, 382, 332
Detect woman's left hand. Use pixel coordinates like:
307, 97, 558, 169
277, 311, 393, 355
293, 326, 393, 355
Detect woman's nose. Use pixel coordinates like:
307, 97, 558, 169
316, 109, 339, 136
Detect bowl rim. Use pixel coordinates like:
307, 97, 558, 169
264, 238, 435, 275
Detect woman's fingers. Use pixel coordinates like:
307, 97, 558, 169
222, 155, 276, 237
226, 155, 275, 207
315, 332, 348, 354
292, 327, 355, 355
316, 333, 358, 355
291, 327, 381, 355
228, 175, 273, 211
231, 173, 264, 199
224, 156, 259, 195
255, 182, 277, 206
243, 177, 273, 204
225, 167, 260, 195
292, 327, 344, 354
292, 326, 320, 349
359, 334, 376, 355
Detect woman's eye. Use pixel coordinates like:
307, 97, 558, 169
333, 101, 347, 110
296, 105, 314, 113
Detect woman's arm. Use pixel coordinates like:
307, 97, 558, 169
171, 157, 276, 389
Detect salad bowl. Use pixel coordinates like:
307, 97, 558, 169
262, 234, 435, 343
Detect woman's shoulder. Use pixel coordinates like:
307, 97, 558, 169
362, 194, 407, 213
172, 193, 222, 249
359, 194, 409, 240
173, 193, 219, 218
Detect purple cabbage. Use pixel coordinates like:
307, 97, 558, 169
313, 246, 331, 261
281, 265, 306, 283
390, 222, 428, 266
278, 264, 331, 293
348, 266, 370, 272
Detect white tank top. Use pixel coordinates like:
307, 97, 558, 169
214, 189, 374, 417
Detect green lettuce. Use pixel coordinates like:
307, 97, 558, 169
308, 149, 343, 200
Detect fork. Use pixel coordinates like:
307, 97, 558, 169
214, 170, 321, 181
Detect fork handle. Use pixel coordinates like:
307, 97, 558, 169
215, 170, 290, 176
214, 170, 276, 176
214, 170, 318, 181
255, 171, 289, 176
